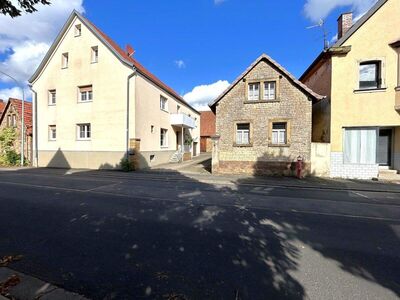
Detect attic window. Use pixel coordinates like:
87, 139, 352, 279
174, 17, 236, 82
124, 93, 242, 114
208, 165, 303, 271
75, 24, 81, 37
91, 46, 98, 63
62, 53, 69, 69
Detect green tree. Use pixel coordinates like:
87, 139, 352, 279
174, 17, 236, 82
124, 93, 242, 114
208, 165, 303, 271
0, 0, 50, 18
0, 127, 20, 166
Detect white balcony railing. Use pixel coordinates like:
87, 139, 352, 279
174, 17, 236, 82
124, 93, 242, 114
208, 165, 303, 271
170, 113, 196, 129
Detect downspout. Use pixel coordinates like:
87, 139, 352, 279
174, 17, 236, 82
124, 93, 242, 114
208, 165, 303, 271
29, 84, 38, 167
126, 68, 137, 160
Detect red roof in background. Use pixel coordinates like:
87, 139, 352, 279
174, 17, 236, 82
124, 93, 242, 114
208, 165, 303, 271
85, 18, 197, 114
0, 100, 6, 115
0, 98, 33, 135
200, 111, 216, 137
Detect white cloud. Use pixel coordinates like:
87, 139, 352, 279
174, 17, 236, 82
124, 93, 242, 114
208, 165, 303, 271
304, 0, 377, 22
183, 80, 230, 111
174, 60, 186, 69
0, 86, 27, 101
0, 0, 85, 85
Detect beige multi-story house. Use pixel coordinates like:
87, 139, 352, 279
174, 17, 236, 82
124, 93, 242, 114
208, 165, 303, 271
29, 10, 200, 170
0, 98, 33, 162
301, 0, 400, 179
209, 54, 323, 176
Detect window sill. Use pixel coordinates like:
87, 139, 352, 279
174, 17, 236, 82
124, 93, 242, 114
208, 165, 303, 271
233, 143, 253, 148
91, 61, 98, 64
268, 143, 290, 148
160, 146, 169, 149
353, 87, 387, 94
61, 67, 68, 70
244, 99, 280, 104
395, 86, 400, 91
160, 109, 169, 113
78, 100, 93, 104
77, 139, 91, 141
48, 139, 57, 142
48, 104, 56, 106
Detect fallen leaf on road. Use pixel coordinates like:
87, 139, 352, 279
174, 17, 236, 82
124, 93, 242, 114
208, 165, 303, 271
0, 274, 21, 297
0, 255, 23, 267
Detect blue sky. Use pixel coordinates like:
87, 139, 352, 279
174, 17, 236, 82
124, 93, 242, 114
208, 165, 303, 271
0, 0, 377, 109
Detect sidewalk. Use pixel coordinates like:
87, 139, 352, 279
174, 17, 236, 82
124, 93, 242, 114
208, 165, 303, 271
0, 268, 89, 300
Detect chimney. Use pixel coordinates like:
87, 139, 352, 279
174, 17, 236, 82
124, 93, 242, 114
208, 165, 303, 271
125, 44, 135, 57
338, 12, 353, 39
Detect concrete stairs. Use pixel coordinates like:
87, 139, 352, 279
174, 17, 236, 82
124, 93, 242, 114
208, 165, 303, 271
378, 169, 400, 182
169, 151, 183, 163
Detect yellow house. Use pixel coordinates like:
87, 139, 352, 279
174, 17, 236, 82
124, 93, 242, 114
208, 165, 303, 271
301, 0, 400, 179
29, 11, 200, 170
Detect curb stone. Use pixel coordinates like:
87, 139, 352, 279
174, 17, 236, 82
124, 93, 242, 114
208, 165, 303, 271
0, 268, 89, 300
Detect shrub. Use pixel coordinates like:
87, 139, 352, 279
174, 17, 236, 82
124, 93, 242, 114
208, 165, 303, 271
120, 157, 135, 172
0, 128, 22, 166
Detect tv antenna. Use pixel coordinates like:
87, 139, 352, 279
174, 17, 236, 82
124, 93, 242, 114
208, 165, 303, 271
307, 19, 329, 50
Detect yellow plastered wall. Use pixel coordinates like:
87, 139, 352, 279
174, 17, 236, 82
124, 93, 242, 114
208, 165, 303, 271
32, 16, 134, 166
331, 0, 400, 152
134, 74, 200, 154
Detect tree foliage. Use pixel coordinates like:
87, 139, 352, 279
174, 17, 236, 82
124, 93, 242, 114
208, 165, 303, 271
0, 127, 20, 166
0, 0, 50, 18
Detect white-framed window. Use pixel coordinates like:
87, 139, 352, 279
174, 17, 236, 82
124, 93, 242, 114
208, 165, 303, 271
160, 96, 168, 111
236, 123, 250, 145
272, 123, 287, 145
177, 105, 180, 113
160, 128, 168, 147
49, 125, 56, 141
248, 82, 260, 101
48, 90, 56, 105
344, 128, 377, 164
74, 24, 81, 37
264, 81, 276, 100
79, 85, 93, 102
91, 46, 98, 63
77, 123, 91, 140
62, 53, 69, 69
12, 115, 17, 127
359, 61, 382, 90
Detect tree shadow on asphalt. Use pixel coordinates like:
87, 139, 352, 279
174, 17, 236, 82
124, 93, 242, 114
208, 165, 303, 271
0, 168, 399, 299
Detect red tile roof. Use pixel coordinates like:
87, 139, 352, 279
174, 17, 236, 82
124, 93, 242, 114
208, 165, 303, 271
85, 17, 198, 114
200, 111, 216, 137
0, 98, 33, 135
0, 100, 6, 115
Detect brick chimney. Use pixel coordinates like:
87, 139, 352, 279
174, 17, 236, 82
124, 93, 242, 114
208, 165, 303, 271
125, 44, 135, 57
338, 12, 353, 39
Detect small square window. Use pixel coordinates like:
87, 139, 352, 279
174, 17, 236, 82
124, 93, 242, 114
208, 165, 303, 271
236, 123, 250, 145
49, 125, 56, 141
91, 46, 98, 63
77, 123, 91, 140
160, 128, 168, 147
79, 85, 93, 102
62, 53, 69, 69
160, 96, 168, 111
264, 81, 276, 100
151, 125, 155, 133
272, 123, 287, 145
248, 83, 260, 101
177, 105, 181, 113
48, 90, 56, 105
75, 24, 81, 37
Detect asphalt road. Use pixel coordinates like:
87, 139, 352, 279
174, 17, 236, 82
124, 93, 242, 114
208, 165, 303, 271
0, 169, 399, 299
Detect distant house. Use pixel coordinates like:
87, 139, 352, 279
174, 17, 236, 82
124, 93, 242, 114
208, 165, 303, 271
200, 111, 216, 152
0, 98, 33, 162
29, 10, 200, 169
209, 54, 323, 176
301, 0, 400, 179
0, 100, 6, 118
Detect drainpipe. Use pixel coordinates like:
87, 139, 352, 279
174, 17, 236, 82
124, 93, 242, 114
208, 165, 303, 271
28, 84, 38, 167
181, 126, 184, 161
126, 68, 137, 160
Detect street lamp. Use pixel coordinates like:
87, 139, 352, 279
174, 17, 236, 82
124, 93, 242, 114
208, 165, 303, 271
0, 70, 25, 166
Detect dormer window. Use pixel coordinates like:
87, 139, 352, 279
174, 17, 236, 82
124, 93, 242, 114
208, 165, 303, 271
62, 53, 69, 69
75, 24, 81, 37
359, 61, 382, 90
91, 46, 98, 63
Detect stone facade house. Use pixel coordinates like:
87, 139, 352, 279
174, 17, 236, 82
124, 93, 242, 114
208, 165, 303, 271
209, 54, 323, 176
200, 111, 216, 152
301, 0, 400, 179
0, 98, 33, 162
29, 10, 200, 170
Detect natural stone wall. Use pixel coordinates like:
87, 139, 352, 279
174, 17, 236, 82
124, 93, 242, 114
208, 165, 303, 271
214, 58, 312, 176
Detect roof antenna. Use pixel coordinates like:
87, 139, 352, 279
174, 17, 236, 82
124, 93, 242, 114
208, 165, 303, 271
307, 19, 329, 50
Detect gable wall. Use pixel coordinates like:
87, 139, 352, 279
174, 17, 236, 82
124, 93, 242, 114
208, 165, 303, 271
215, 59, 312, 175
